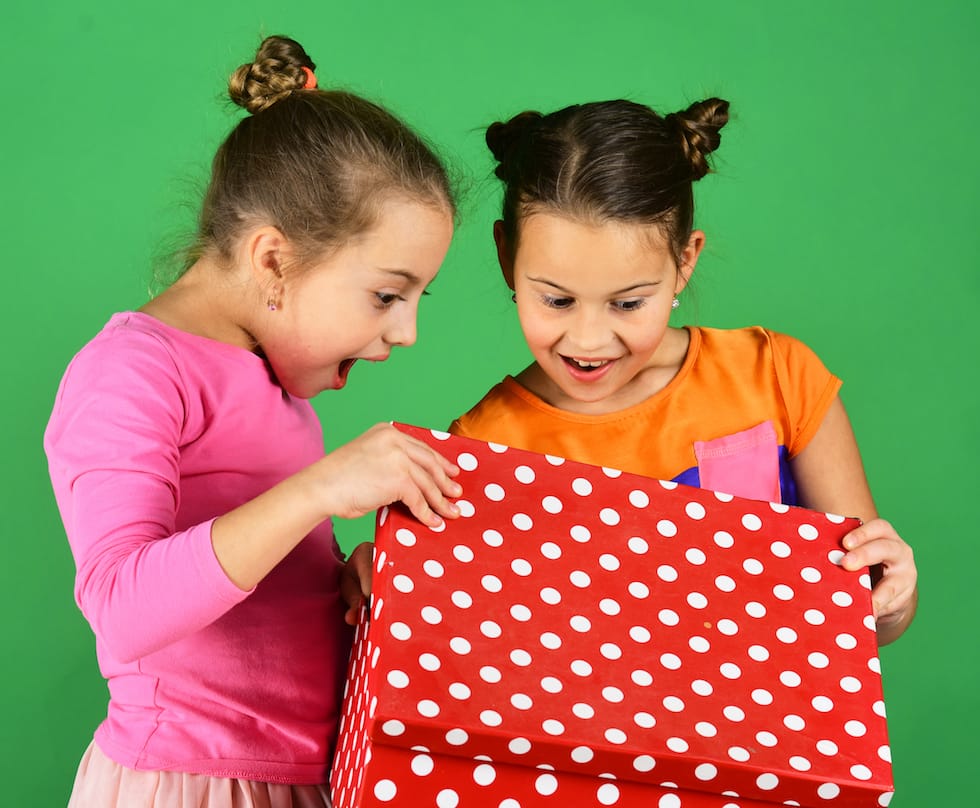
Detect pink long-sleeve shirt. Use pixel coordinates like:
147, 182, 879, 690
44, 312, 350, 784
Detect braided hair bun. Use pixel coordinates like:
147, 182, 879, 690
228, 35, 317, 114
665, 98, 730, 181
486, 111, 544, 181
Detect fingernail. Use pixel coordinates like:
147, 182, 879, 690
452, 482, 463, 496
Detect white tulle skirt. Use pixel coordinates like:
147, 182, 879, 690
67, 742, 332, 807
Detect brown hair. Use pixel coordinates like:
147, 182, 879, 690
189, 35, 455, 269
486, 98, 729, 266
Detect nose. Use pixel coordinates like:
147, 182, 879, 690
566, 307, 610, 352
384, 307, 418, 347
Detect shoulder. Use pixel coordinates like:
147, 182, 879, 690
450, 377, 548, 441
69, 312, 185, 370
694, 326, 830, 372
59, 312, 269, 398
695, 324, 796, 352
449, 378, 515, 436
47, 314, 190, 440
60, 312, 180, 382
53, 313, 196, 408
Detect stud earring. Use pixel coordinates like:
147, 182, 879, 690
511, 292, 517, 303
671, 297, 680, 310
267, 300, 277, 312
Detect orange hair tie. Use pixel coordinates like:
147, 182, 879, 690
301, 66, 317, 90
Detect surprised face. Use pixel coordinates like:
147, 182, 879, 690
263, 199, 454, 399
507, 212, 700, 414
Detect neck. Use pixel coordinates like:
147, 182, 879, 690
139, 256, 257, 351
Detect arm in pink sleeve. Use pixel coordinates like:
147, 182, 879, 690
45, 331, 250, 663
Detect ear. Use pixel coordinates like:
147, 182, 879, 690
493, 220, 515, 290
675, 230, 706, 294
243, 226, 291, 287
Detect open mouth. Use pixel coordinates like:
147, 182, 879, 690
562, 356, 612, 373
338, 358, 357, 382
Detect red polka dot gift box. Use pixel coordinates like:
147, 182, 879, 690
329, 424, 894, 808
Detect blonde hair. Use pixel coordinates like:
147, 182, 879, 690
189, 35, 455, 269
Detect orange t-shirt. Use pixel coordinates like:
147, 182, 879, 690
449, 327, 841, 505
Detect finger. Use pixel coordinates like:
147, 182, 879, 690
842, 518, 897, 551
871, 565, 917, 614
842, 550, 871, 572
871, 577, 897, 618
398, 481, 446, 529
841, 537, 911, 571
339, 568, 363, 609
874, 580, 916, 622
344, 597, 363, 626
350, 542, 375, 599
408, 462, 461, 520
416, 492, 460, 522
406, 435, 461, 476
841, 544, 880, 571
404, 439, 463, 497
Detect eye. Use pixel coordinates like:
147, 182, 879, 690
613, 298, 646, 312
541, 294, 574, 310
374, 292, 401, 309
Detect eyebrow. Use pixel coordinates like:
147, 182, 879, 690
376, 268, 424, 284
525, 275, 662, 295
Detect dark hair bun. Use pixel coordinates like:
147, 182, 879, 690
666, 98, 730, 181
229, 35, 317, 114
486, 111, 543, 179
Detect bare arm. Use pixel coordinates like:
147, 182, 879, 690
791, 396, 918, 645
211, 423, 461, 591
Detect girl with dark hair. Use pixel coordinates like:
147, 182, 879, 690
45, 35, 460, 806
450, 98, 917, 646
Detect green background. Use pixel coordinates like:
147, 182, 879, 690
4, 0, 977, 804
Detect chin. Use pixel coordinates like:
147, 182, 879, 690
278, 377, 323, 399
567, 389, 617, 406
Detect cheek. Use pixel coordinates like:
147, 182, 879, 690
623, 316, 669, 355
517, 309, 557, 350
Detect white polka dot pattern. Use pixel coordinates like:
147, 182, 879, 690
330, 424, 894, 808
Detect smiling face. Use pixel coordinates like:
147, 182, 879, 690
504, 212, 702, 414
261, 198, 454, 398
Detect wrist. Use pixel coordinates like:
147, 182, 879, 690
294, 457, 340, 523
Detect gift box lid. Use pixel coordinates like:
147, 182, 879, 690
341, 424, 893, 808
